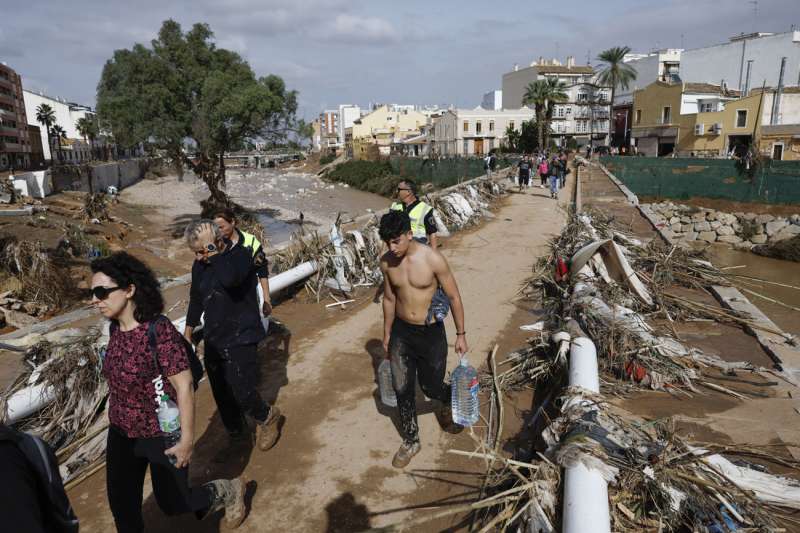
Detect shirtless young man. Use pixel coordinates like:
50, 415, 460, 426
379, 210, 468, 468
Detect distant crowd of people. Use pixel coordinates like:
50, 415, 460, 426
515, 151, 571, 199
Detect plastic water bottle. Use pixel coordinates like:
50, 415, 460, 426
156, 394, 181, 465
451, 356, 479, 426
378, 359, 397, 407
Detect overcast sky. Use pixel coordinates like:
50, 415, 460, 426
2, 0, 798, 119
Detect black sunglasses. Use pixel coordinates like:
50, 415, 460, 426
91, 286, 122, 300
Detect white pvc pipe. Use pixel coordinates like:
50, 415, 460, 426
562, 336, 611, 533
5, 261, 320, 423
268, 260, 318, 295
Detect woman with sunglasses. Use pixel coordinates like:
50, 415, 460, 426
90, 252, 247, 532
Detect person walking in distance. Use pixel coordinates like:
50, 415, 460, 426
379, 211, 468, 468
183, 221, 281, 457
517, 155, 531, 192
91, 252, 247, 531
538, 157, 549, 188
390, 179, 439, 249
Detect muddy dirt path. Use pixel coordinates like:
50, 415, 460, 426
68, 183, 570, 532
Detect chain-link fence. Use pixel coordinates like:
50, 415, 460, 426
600, 156, 800, 204
389, 156, 518, 189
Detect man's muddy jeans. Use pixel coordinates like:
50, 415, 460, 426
388, 318, 451, 445
204, 343, 270, 436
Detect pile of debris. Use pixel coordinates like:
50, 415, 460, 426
545, 387, 800, 531
271, 178, 507, 301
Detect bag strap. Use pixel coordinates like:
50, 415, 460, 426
148, 316, 164, 377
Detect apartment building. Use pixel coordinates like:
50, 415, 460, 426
502, 57, 610, 147
432, 107, 536, 156
349, 105, 426, 160
0, 62, 32, 170
22, 89, 95, 162
481, 90, 502, 110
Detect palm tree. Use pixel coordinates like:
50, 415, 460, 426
75, 116, 99, 161
35, 103, 56, 164
51, 124, 67, 163
523, 81, 547, 150
596, 46, 638, 146
541, 78, 568, 149
523, 79, 568, 150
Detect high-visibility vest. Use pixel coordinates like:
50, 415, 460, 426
390, 201, 433, 241
240, 230, 263, 257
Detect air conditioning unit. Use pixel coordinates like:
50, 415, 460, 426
711, 123, 722, 134
694, 124, 705, 135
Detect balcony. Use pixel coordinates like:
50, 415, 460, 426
0, 77, 13, 91
0, 141, 23, 152
0, 93, 14, 107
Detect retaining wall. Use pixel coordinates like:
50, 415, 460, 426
600, 156, 800, 204
50, 159, 151, 194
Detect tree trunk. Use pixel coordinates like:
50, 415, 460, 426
536, 107, 544, 151
185, 152, 232, 217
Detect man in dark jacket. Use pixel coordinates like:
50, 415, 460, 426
183, 220, 281, 454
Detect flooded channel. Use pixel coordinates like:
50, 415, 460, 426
707, 244, 800, 335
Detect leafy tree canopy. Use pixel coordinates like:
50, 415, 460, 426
96, 19, 306, 208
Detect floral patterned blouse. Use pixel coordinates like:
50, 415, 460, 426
102, 319, 189, 438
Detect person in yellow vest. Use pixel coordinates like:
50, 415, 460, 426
213, 208, 272, 317
390, 179, 439, 250
389, 180, 450, 324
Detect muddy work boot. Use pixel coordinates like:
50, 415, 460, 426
255, 406, 282, 451
203, 477, 247, 528
392, 441, 421, 469
435, 402, 464, 434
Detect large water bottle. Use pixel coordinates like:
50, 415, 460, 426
157, 394, 181, 466
378, 359, 397, 407
451, 356, 479, 426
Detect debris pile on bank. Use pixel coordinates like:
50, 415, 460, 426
642, 201, 800, 254
272, 178, 506, 300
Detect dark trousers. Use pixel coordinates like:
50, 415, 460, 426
106, 426, 215, 533
540, 173, 547, 186
388, 318, 450, 445
205, 342, 270, 435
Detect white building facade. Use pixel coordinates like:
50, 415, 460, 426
23, 90, 95, 161
337, 104, 361, 147
432, 107, 536, 156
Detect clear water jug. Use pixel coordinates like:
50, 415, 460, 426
157, 394, 182, 465
451, 356, 479, 426
378, 359, 397, 407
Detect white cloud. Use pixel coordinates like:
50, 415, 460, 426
325, 14, 400, 45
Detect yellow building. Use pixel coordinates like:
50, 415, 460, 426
349, 105, 426, 160
632, 82, 800, 159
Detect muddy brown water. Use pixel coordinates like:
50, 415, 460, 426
707, 244, 800, 336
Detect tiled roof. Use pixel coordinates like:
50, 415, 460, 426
684, 82, 741, 96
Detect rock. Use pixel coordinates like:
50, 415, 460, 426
691, 213, 706, 222
771, 224, 800, 242
755, 214, 775, 224
765, 219, 788, 236
750, 234, 768, 244
698, 231, 718, 243
684, 231, 698, 242
670, 222, 682, 232
710, 220, 722, 230
755, 224, 765, 235
732, 222, 742, 232
717, 235, 742, 244
694, 221, 711, 232
734, 241, 755, 251
680, 216, 691, 224
716, 225, 735, 236
742, 212, 758, 221
791, 214, 800, 224
718, 213, 736, 225
682, 224, 694, 232
706, 211, 718, 222
2, 308, 39, 329
669, 216, 680, 225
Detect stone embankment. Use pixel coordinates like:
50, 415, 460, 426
641, 202, 800, 250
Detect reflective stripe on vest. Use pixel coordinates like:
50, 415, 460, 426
390, 201, 432, 240
240, 231, 262, 258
